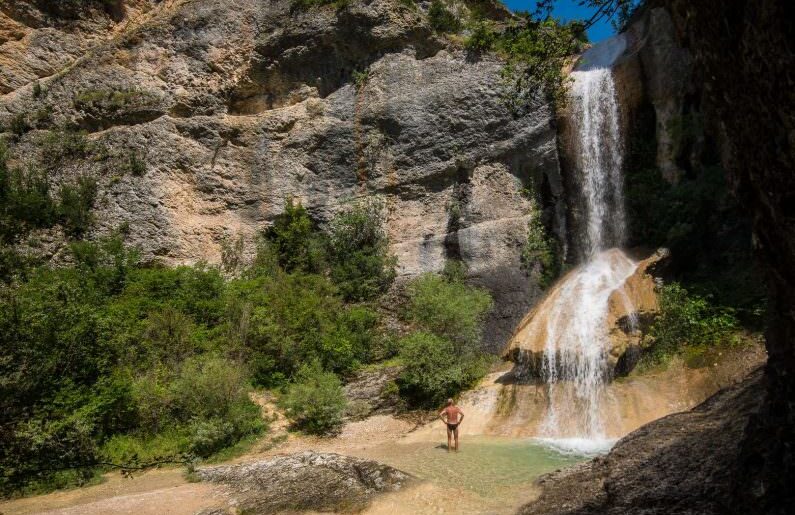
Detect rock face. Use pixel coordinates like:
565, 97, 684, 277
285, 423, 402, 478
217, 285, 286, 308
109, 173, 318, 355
343, 365, 402, 419
605, 248, 664, 372
518, 368, 766, 515
197, 451, 411, 513
0, 0, 565, 351
658, 1, 795, 511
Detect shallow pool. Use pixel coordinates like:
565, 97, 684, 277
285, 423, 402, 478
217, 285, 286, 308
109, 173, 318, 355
357, 434, 586, 510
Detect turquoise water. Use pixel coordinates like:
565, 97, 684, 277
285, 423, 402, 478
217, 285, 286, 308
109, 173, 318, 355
367, 436, 585, 498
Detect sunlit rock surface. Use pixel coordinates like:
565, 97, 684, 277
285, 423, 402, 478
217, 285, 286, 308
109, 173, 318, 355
197, 451, 411, 514
0, 0, 564, 351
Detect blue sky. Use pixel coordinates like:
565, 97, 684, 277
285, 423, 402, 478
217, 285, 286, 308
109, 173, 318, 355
501, 0, 616, 42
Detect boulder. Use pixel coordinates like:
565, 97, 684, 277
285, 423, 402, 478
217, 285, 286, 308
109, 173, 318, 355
197, 451, 411, 513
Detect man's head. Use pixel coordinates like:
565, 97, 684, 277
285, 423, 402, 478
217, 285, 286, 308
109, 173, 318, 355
447, 398, 454, 406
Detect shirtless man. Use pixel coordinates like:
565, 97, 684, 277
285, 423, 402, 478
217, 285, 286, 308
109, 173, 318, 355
439, 398, 464, 452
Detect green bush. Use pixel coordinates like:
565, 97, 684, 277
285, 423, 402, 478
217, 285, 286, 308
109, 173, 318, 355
57, 176, 97, 238
352, 69, 370, 90
428, 0, 461, 33
110, 355, 264, 460
521, 201, 559, 289
396, 332, 488, 407
279, 361, 347, 435
39, 129, 91, 169
9, 113, 29, 137
0, 151, 58, 244
265, 198, 326, 274
223, 272, 377, 384
124, 151, 146, 177
73, 89, 156, 112
327, 199, 396, 301
290, 0, 345, 10
398, 271, 493, 406
464, 20, 497, 52
642, 282, 740, 366
405, 272, 493, 348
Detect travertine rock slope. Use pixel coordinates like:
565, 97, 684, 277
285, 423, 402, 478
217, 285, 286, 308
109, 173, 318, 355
0, 0, 565, 350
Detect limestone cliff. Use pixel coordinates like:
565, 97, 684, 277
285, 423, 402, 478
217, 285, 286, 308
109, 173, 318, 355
0, 0, 565, 350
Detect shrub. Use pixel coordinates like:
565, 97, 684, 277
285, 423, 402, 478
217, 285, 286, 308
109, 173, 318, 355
398, 271, 493, 407
327, 198, 396, 301
643, 282, 741, 366
428, 0, 461, 33
9, 113, 29, 137
521, 201, 559, 288
57, 175, 97, 238
279, 361, 347, 435
0, 152, 58, 244
265, 198, 326, 273
125, 355, 264, 458
352, 69, 370, 90
141, 307, 197, 366
124, 151, 146, 177
396, 332, 488, 407
464, 20, 497, 53
223, 272, 376, 383
39, 129, 92, 170
73, 88, 156, 112
290, 0, 338, 10
405, 272, 493, 348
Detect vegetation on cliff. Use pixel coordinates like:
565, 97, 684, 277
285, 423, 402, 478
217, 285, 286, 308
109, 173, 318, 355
641, 282, 743, 368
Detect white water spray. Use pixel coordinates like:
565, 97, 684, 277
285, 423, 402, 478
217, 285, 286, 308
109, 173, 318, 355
536, 34, 636, 454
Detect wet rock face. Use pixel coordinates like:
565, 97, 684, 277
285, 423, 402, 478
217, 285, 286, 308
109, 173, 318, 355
197, 452, 411, 513
0, 0, 564, 351
503, 249, 665, 379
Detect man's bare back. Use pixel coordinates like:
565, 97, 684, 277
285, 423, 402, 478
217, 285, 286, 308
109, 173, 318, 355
439, 399, 464, 451
441, 405, 463, 426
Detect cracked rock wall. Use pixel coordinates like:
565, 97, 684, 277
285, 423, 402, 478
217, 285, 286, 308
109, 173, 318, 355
0, 0, 565, 351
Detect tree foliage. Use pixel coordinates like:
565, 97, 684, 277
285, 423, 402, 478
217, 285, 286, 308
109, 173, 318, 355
405, 271, 493, 348
396, 332, 489, 407
279, 361, 347, 435
398, 270, 493, 406
327, 198, 396, 302
642, 282, 740, 367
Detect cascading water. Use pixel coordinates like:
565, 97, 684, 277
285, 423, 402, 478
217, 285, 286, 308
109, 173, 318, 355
534, 34, 638, 454
569, 34, 629, 257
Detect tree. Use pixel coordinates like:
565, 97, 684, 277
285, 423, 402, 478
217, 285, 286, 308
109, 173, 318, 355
265, 198, 326, 274
327, 199, 396, 302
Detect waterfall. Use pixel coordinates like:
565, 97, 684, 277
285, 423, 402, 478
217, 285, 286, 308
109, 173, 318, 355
535, 34, 636, 454
570, 34, 628, 256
